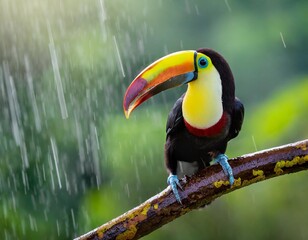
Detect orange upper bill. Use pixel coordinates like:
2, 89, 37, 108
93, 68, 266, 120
123, 50, 196, 118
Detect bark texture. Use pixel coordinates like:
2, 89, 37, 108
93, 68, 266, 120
76, 139, 308, 240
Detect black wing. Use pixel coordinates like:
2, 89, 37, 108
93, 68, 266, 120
166, 94, 185, 138
228, 97, 244, 140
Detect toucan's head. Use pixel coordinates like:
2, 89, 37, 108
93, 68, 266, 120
123, 48, 234, 118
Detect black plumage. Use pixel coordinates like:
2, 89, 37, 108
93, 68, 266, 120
164, 49, 244, 177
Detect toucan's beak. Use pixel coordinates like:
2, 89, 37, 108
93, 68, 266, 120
123, 50, 197, 118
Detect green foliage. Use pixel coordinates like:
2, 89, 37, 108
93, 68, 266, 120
248, 79, 308, 148
78, 187, 124, 234
102, 110, 167, 203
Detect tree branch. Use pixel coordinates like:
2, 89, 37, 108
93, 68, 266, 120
76, 139, 308, 240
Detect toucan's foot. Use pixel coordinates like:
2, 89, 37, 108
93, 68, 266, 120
214, 154, 234, 185
167, 174, 183, 204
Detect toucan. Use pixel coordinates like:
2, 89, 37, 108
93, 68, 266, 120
123, 48, 244, 203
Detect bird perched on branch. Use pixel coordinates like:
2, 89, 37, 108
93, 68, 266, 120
123, 48, 244, 203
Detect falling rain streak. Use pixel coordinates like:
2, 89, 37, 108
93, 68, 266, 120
98, 0, 108, 41
3, 63, 21, 145
280, 32, 287, 48
113, 35, 126, 78
75, 116, 86, 173
48, 23, 68, 119
224, 0, 232, 12
50, 137, 62, 189
71, 208, 77, 230
251, 135, 258, 152
25, 56, 42, 132
99, 0, 107, 23
3, 62, 29, 168
90, 122, 101, 188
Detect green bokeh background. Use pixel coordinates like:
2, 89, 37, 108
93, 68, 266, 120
0, 0, 308, 239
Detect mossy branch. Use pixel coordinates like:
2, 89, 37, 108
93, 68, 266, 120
75, 139, 308, 240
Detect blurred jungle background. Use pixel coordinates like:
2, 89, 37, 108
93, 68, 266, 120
0, 0, 308, 239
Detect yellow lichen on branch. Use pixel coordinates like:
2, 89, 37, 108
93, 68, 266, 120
274, 155, 308, 175
76, 139, 308, 240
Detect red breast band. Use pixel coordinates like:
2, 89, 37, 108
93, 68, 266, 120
184, 113, 228, 137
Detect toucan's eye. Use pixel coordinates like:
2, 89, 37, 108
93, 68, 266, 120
198, 57, 208, 68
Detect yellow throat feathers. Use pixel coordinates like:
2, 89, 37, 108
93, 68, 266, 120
182, 67, 223, 129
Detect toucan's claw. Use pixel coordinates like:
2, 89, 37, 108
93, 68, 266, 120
167, 174, 183, 204
214, 154, 234, 185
